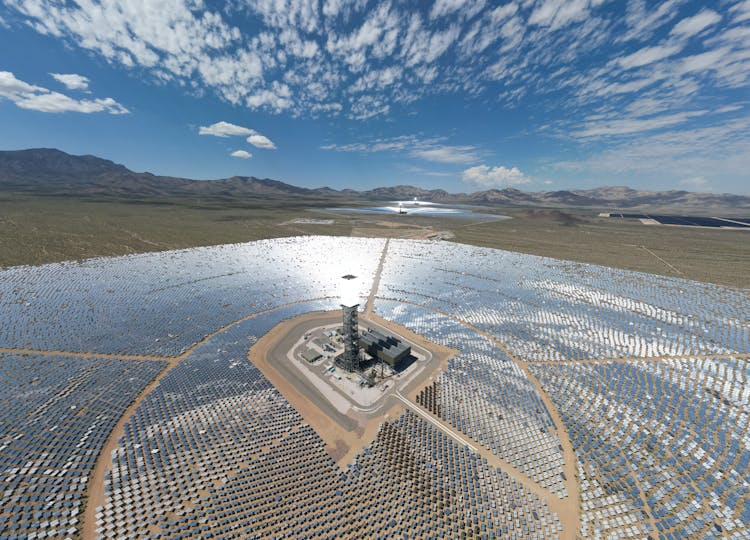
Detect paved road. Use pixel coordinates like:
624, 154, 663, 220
364, 238, 389, 316
264, 311, 445, 425
266, 313, 360, 432
393, 392, 478, 452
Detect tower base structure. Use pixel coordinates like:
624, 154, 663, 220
340, 303, 360, 372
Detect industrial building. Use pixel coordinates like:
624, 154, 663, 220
337, 274, 413, 373
360, 328, 411, 367
301, 348, 322, 363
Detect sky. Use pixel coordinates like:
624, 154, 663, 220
0, 0, 749, 194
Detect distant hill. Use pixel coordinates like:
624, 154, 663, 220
0, 148, 317, 198
2, 148, 749, 211
358, 185, 453, 201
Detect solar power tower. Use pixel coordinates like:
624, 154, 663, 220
340, 274, 360, 372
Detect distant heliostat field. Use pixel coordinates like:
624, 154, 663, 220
1, 237, 748, 539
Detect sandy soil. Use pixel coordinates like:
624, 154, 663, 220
81, 359, 177, 539
0, 347, 165, 362
248, 311, 366, 467
525, 352, 750, 365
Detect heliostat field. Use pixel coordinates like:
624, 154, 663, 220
1, 237, 748, 540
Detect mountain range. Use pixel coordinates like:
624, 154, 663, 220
2, 148, 749, 211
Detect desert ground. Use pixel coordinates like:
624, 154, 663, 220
1, 194, 748, 288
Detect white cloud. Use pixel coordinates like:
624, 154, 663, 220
321, 135, 414, 153
575, 111, 707, 137
322, 134, 480, 164
591, 72, 666, 97
325, 2, 397, 70
15, 93, 127, 114
349, 95, 390, 120
430, 0, 479, 20
400, 16, 461, 67
3, 0, 746, 137
247, 134, 276, 149
670, 9, 721, 39
230, 150, 252, 159
716, 104, 742, 114
553, 116, 750, 192
404, 165, 454, 177
676, 47, 729, 76
462, 164, 530, 187
248, 0, 320, 33
199, 121, 255, 137
529, 0, 600, 31
619, 0, 685, 43
50, 73, 89, 90
617, 44, 683, 69
349, 66, 403, 93
322, 0, 346, 19
245, 82, 292, 112
410, 145, 479, 164
0, 70, 37, 95
680, 176, 708, 188
0, 70, 128, 114
730, 0, 750, 24
200, 121, 276, 150
6, 0, 252, 105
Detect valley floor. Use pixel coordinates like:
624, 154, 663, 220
1, 194, 748, 288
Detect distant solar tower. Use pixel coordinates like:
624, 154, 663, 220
340, 274, 360, 372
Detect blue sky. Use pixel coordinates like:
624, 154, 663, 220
0, 0, 749, 194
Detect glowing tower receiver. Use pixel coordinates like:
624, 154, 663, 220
340, 274, 360, 372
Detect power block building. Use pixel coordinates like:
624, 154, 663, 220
360, 328, 411, 367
